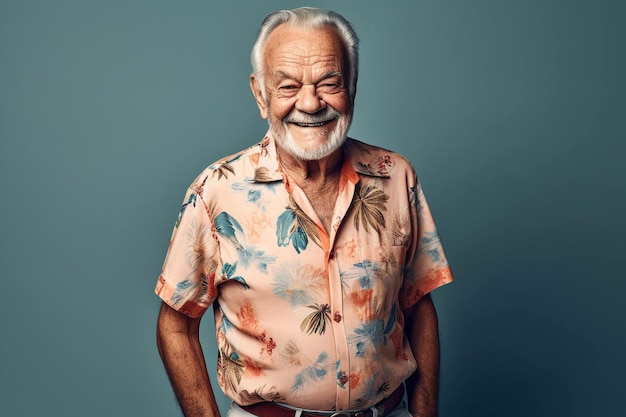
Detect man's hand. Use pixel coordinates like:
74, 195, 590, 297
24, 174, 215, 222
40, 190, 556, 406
157, 302, 222, 417
403, 294, 440, 417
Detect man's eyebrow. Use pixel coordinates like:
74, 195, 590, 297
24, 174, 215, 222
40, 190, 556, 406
317, 71, 344, 83
274, 70, 294, 80
320, 71, 343, 79
272, 71, 344, 83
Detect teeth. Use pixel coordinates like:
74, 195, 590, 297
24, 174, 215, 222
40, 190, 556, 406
296, 122, 327, 127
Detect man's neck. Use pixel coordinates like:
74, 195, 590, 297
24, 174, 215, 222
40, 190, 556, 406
277, 145, 345, 233
277, 146, 344, 183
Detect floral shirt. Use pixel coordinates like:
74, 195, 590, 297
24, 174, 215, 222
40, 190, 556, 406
156, 134, 453, 410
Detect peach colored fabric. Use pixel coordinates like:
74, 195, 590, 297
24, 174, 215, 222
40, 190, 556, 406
156, 134, 453, 410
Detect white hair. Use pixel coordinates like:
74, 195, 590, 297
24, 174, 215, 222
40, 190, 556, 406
251, 7, 360, 102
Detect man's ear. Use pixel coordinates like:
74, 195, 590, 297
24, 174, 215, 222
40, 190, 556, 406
250, 74, 268, 119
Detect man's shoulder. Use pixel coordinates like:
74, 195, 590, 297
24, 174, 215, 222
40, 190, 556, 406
188, 136, 280, 191
212, 142, 261, 171
344, 137, 415, 178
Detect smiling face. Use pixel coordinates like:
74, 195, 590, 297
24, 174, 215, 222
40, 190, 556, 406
250, 24, 353, 160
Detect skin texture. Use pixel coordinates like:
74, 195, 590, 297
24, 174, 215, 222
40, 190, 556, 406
250, 25, 352, 160
157, 23, 441, 417
157, 302, 222, 417
404, 294, 440, 417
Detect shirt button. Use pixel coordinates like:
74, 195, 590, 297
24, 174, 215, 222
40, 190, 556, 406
339, 374, 349, 385
334, 312, 342, 323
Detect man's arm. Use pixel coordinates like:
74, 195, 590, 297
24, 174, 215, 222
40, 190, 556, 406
156, 301, 222, 417
403, 294, 440, 417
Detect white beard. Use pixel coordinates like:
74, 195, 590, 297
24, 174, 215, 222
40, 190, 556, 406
269, 111, 352, 161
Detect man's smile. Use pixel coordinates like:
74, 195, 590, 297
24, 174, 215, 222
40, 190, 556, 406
291, 121, 332, 127
284, 107, 341, 130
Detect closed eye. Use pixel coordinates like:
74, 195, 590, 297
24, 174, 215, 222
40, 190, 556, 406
278, 84, 300, 97
317, 83, 341, 94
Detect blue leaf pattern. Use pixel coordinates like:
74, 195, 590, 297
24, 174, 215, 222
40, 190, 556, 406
291, 352, 329, 392
214, 211, 243, 247
349, 320, 385, 355
276, 209, 295, 247
236, 245, 277, 273
291, 227, 308, 254
418, 231, 446, 264
231, 182, 263, 203
276, 209, 308, 253
350, 259, 381, 289
176, 193, 197, 227
221, 262, 249, 289
171, 279, 195, 305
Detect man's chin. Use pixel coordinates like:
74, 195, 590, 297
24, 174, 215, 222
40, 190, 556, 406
275, 133, 345, 161
296, 137, 347, 161
269, 117, 350, 160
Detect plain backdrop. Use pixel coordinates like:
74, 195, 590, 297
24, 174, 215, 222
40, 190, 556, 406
1, 1, 624, 416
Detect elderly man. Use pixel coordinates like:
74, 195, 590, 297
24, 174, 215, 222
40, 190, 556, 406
156, 7, 453, 417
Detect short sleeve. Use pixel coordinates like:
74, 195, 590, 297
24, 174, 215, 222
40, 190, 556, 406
400, 174, 454, 310
155, 178, 220, 318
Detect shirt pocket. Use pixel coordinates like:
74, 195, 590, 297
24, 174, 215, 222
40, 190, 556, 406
338, 245, 407, 322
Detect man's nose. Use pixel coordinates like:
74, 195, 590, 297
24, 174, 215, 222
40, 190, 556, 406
295, 85, 326, 114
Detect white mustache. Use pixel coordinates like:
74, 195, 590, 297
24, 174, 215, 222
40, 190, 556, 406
283, 106, 341, 125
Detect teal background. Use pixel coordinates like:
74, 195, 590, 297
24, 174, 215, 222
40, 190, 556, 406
1, 1, 624, 416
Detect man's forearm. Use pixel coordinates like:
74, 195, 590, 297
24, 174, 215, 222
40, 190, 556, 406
157, 303, 222, 417
404, 294, 440, 417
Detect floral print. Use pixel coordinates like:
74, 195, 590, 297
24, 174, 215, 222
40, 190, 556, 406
156, 134, 453, 410
352, 184, 389, 233
276, 195, 322, 253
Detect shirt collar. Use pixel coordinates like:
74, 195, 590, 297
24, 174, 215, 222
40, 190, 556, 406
342, 138, 392, 178
250, 134, 392, 183
250, 134, 284, 182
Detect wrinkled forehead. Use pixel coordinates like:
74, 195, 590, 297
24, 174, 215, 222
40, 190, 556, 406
262, 24, 347, 72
